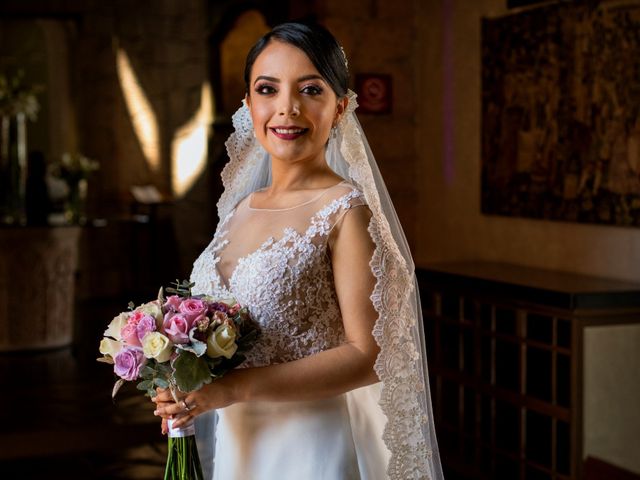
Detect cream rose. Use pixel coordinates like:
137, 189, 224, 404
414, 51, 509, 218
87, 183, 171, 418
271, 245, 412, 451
206, 324, 238, 359
141, 332, 173, 362
104, 312, 130, 340
99, 337, 122, 359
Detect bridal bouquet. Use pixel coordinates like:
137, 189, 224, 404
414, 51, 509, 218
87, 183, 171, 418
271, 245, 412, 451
98, 280, 257, 480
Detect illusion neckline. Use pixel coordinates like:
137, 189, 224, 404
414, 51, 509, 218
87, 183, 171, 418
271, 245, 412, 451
247, 180, 348, 212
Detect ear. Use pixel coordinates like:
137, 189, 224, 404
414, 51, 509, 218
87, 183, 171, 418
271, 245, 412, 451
333, 95, 349, 127
244, 93, 251, 109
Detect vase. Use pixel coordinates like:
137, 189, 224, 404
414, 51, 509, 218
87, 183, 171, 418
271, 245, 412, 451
64, 177, 88, 225
0, 113, 28, 225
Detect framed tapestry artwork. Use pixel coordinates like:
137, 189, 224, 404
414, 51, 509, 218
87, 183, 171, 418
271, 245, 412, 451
481, 1, 640, 227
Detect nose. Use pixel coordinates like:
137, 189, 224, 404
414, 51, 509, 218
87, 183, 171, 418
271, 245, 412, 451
277, 93, 300, 117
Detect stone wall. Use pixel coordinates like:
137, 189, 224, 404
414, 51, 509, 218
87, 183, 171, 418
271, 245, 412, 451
0, 0, 424, 288
1, 0, 212, 293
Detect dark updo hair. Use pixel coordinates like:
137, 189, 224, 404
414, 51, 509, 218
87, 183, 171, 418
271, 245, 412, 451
244, 22, 349, 98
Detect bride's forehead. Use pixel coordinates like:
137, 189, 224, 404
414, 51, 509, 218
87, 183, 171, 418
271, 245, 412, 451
251, 41, 317, 75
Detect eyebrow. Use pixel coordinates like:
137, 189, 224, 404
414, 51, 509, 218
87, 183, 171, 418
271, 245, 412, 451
253, 74, 325, 85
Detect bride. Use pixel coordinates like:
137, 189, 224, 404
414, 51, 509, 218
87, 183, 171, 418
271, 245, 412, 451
153, 22, 443, 480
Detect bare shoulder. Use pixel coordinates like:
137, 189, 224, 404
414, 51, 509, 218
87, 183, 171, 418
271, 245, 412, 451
328, 202, 374, 257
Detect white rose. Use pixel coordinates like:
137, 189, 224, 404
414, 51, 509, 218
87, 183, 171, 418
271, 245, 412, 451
99, 337, 122, 359
104, 312, 130, 340
142, 332, 173, 362
206, 324, 238, 359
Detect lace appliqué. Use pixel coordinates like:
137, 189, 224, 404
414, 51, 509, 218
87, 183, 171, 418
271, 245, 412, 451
339, 92, 434, 479
191, 189, 364, 367
190, 211, 234, 297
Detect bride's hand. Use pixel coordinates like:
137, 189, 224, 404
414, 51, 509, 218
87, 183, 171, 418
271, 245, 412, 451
151, 387, 180, 434
152, 373, 241, 429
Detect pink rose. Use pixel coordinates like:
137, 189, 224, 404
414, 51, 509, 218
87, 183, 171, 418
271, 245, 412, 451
120, 311, 147, 346
179, 298, 207, 324
121, 322, 141, 347
163, 295, 182, 312
114, 347, 146, 381
162, 312, 190, 344
135, 314, 156, 343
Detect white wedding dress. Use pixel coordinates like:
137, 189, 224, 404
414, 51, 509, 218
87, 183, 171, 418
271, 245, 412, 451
190, 180, 379, 480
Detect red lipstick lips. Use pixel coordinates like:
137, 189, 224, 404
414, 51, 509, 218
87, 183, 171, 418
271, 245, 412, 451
269, 126, 308, 140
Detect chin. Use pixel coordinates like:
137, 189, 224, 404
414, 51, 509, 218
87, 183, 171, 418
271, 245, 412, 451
268, 147, 317, 164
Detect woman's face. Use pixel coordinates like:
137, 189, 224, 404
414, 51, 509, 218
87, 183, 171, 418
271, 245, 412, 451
246, 40, 347, 167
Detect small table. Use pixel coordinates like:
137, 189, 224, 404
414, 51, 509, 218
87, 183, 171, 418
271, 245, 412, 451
417, 261, 640, 480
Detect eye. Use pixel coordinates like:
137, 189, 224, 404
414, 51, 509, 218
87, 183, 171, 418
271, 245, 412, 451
255, 84, 276, 95
301, 84, 323, 96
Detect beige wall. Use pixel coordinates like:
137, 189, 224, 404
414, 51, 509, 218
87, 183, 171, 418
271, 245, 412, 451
322, 0, 422, 251
584, 324, 640, 473
415, 0, 640, 283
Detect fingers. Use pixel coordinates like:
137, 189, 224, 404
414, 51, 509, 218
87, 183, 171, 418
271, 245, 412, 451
154, 395, 196, 419
161, 418, 168, 435
153, 388, 174, 403
171, 405, 200, 429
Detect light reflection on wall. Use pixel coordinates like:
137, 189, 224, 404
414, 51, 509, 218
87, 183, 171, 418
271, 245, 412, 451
171, 82, 213, 198
116, 47, 161, 173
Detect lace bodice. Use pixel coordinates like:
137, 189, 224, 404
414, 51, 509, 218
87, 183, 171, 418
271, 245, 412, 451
190, 181, 366, 367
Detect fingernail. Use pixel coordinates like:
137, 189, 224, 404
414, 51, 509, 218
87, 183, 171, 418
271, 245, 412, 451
153, 410, 159, 416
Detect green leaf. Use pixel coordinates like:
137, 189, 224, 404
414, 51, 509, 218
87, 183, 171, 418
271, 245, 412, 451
140, 365, 157, 378
137, 380, 153, 391
112, 379, 125, 399
165, 279, 195, 298
157, 286, 165, 304
172, 351, 212, 393
154, 377, 169, 389
176, 337, 207, 357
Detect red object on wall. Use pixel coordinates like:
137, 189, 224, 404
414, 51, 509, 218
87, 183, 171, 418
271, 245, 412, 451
355, 74, 392, 114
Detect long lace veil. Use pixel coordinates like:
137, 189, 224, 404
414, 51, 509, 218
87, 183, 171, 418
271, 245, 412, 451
210, 90, 443, 480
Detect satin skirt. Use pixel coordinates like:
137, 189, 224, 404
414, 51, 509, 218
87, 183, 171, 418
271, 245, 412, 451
212, 395, 361, 480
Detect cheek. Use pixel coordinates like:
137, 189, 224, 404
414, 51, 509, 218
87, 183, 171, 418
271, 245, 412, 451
315, 110, 336, 135
249, 103, 270, 131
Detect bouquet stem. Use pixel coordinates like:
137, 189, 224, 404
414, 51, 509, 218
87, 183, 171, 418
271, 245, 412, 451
164, 419, 204, 480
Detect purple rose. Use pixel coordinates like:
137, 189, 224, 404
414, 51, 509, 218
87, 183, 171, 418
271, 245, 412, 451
114, 347, 146, 381
163, 295, 182, 312
179, 298, 207, 324
136, 314, 156, 343
162, 311, 190, 344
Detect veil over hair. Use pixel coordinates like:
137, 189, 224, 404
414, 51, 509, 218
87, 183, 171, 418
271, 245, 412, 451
207, 90, 443, 480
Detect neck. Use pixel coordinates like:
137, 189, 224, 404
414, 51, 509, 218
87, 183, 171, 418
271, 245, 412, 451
268, 154, 339, 192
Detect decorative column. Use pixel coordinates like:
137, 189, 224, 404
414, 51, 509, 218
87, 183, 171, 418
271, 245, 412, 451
0, 226, 81, 351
